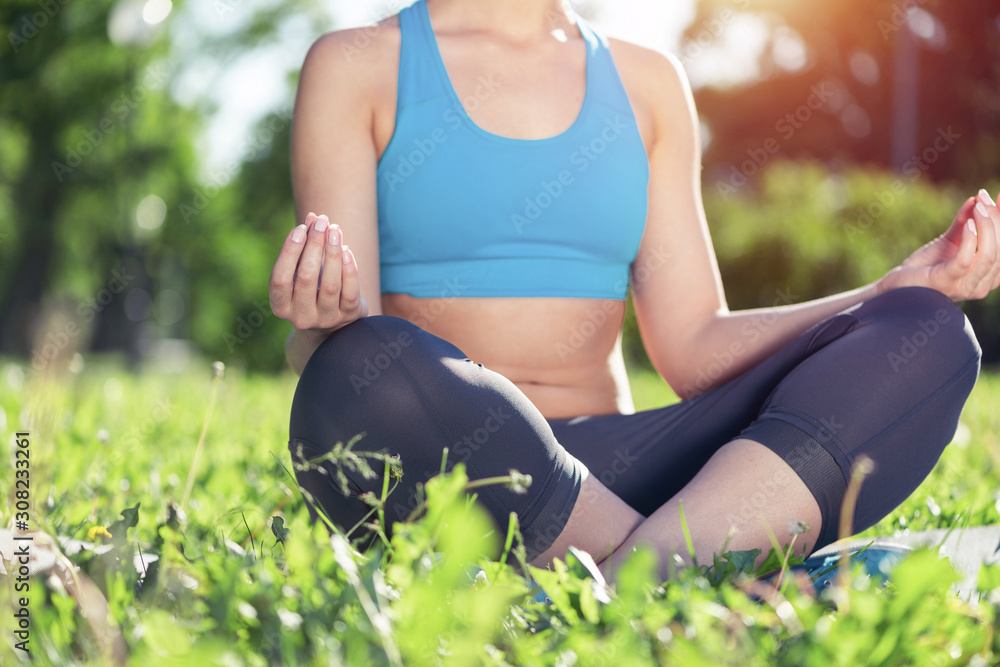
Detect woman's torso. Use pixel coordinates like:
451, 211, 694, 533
364, 4, 658, 419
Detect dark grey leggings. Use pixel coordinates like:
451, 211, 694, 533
288, 287, 981, 560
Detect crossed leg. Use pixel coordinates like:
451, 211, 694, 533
531, 439, 821, 581
532, 287, 980, 581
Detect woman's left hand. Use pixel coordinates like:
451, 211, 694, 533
879, 189, 1000, 301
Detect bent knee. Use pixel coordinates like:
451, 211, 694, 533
876, 286, 959, 322
291, 317, 445, 441
289, 315, 489, 461
297, 316, 462, 397
874, 287, 981, 366
302, 316, 424, 372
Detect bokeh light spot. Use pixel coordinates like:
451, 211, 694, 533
771, 27, 807, 72
104, 378, 124, 402
849, 52, 880, 86
143, 0, 173, 25
840, 104, 872, 139
154, 290, 186, 326
908, 8, 947, 49
137, 194, 167, 230
69, 353, 85, 374
4, 365, 25, 391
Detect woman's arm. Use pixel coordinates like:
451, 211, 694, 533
630, 53, 1000, 399
276, 29, 393, 375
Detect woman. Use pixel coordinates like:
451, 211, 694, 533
270, 0, 997, 579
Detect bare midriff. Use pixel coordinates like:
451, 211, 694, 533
381, 294, 634, 419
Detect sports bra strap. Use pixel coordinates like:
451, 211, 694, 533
396, 1, 451, 108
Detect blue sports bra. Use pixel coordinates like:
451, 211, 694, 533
376, 0, 650, 300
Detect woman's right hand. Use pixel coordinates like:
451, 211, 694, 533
269, 212, 369, 339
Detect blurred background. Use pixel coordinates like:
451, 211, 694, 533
1, 0, 999, 379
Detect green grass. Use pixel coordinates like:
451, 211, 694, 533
2, 359, 1000, 665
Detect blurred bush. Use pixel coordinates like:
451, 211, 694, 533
622, 161, 1000, 371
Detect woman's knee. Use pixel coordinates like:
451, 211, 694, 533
868, 286, 981, 372
871, 285, 959, 324
299, 316, 428, 381
290, 316, 455, 447
296, 315, 457, 403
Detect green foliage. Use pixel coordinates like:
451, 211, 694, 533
0, 0, 326, 373
3, 362, 1000, 665
0, 0, 201, 346
707, 161, 976, 307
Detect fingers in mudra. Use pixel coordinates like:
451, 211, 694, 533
934, 189, 999, 300
268, 216, 313, 321
970, 189, 1000, 295
885, 190, 1000, 302
269, 212, 363, 331
339, 244, 364, 319
317, 219, 345, 320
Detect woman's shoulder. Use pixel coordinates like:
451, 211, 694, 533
606, 38, 690, 99
299, 17, 402, 96
605, 38, 695, 143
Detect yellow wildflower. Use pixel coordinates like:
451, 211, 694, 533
87, 526, 112, 540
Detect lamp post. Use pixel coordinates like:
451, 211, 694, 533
890, 14, 918, 173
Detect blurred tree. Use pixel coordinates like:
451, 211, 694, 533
681, 0, 1000, 192
157, 0, 330, 373
0, 0, 328, 373
0, 0, 198, 366
169, 109, 300, 373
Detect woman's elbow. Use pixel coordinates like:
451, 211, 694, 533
284, 330, 307, 377
646, 355, 693, 401
650, 354, 718, 401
